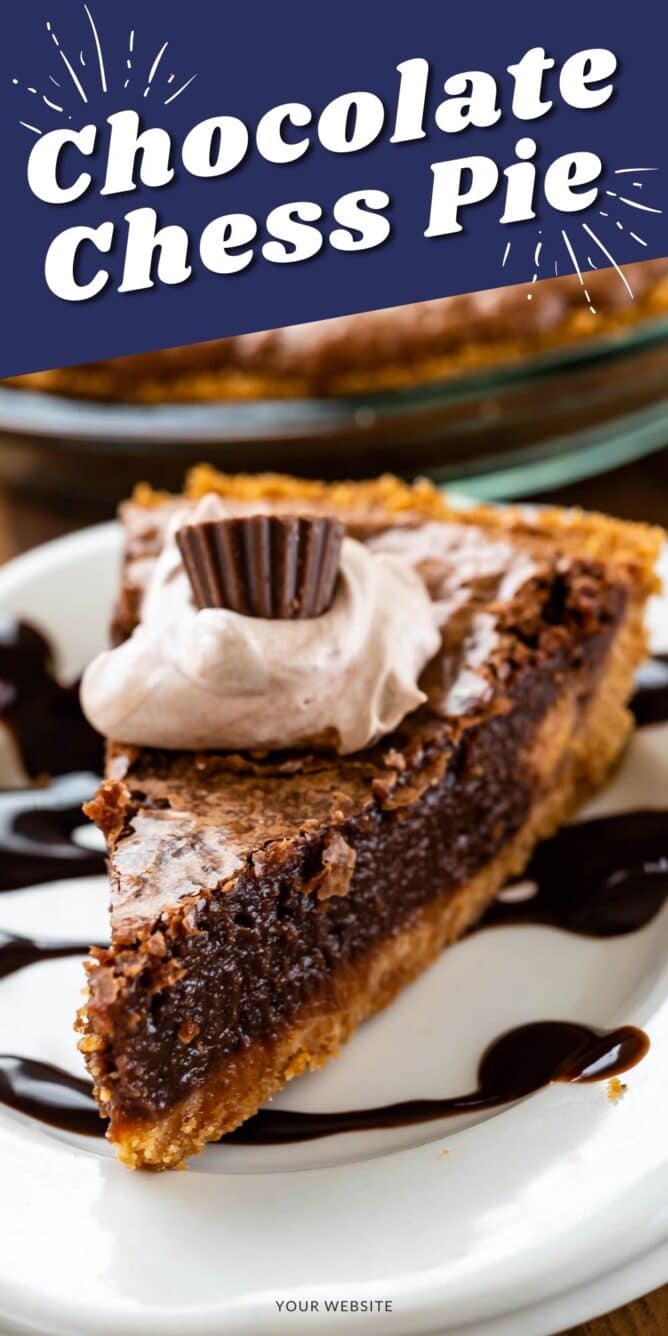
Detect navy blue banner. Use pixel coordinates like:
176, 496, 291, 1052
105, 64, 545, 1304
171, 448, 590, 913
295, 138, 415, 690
1, 0, 666, 377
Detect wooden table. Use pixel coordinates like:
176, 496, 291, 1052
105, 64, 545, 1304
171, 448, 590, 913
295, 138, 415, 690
0, 450, 667, 1335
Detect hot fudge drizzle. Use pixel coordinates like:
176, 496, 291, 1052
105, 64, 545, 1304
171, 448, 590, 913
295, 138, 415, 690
484, 810, 668, 937
631, 653, 668, 727
0, 1020, 649, 1144
226, 1021, 648, 1145
0, 773, 105, 892
0, 929, 96, 980
0, 616, 103, 779
0, 1055, 100, 1137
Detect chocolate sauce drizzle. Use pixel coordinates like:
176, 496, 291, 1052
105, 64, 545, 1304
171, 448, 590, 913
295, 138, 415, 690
630, 653, 668, 728
0, 1020, 648, 1145
0, 617, 103, 779
0, 1056, 100, 1138
0, 930, 94, 980
0, 617, 664, 1148
0, 773, 104, 892
227, 1021, 649, 1144
484, 810, 668, 937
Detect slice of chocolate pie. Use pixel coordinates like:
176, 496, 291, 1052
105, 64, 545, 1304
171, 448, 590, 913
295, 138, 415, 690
77, 469, 661, 1169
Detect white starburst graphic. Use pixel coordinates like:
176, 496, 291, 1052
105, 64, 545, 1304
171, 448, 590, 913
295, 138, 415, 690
500, 166, 662, 310
11, 3, 198, 133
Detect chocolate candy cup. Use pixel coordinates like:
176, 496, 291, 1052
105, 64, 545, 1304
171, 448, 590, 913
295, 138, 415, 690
176, 514, 344, 618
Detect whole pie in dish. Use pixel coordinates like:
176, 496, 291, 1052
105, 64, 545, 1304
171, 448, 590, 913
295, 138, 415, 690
9, 259, 668, 403
77, 467, 661, 1169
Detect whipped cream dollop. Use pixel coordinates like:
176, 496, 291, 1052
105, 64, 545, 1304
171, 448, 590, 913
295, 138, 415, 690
81, 498, 440, 754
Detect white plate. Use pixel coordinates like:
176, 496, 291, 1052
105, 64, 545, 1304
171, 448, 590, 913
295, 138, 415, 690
0, 523, 667, 1336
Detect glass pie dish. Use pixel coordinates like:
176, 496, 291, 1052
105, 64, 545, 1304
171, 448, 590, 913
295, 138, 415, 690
1, 311, 668, 507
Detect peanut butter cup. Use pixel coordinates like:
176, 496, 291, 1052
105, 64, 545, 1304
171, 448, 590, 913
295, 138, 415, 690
176, 514, 344, 618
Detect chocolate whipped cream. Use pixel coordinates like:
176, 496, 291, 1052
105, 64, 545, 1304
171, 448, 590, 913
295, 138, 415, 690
81, 496, 440, 754
367, 521, 538, 714
367, 521, 536, 622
